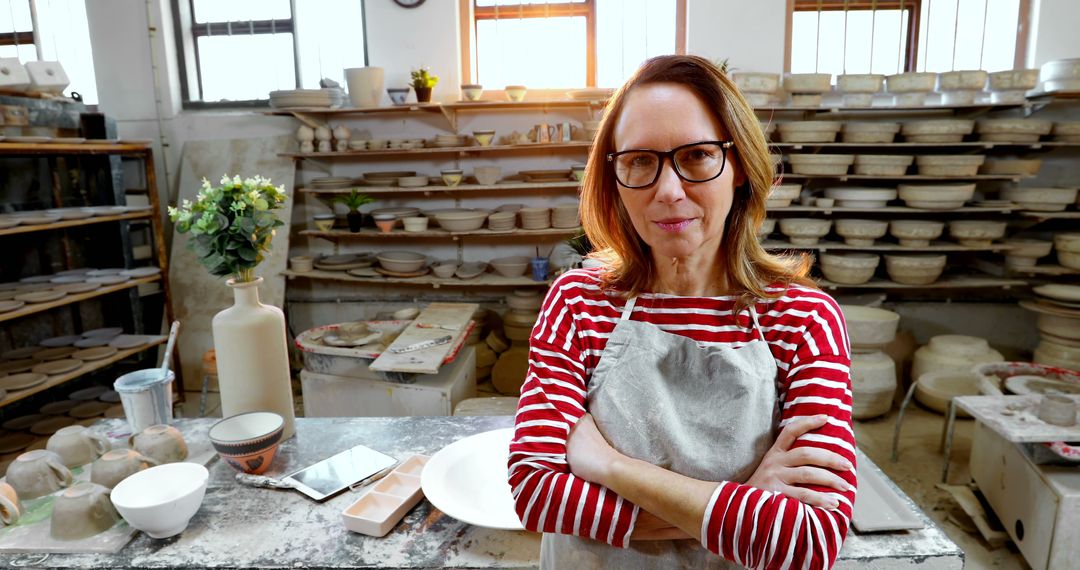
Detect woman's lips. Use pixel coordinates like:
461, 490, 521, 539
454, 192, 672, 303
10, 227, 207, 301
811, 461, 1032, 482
654, 218, 694, 232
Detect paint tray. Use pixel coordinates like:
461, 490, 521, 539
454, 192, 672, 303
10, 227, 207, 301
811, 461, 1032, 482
341, 454, 429, 537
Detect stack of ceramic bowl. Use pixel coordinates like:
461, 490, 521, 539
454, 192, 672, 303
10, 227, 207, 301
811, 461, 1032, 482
947, 220, 1007, 247
430, 134, 468, 148
819, 252, 879, 285
837, 74, 885, 107
788, 154, 853, 175
900, 119, 974, 142
1055, 232, 1080, 270
767, 184, 801, 208
853, 154, 913, 176
824, 187, 896, 208
976, 119, 1053, 143
779, 218, 831, 245
732, 72, 779, 107
1002, 238, 1053, 268
519, 207, 551, 230
835, 219, 888, 246
889, 220, 944, 247
915, 155, 984, 177
782, 73, 832, 107
1001, 187, 1079, 212
884, 254, 947, 285
503, 290, 543, 345
841, 305, 900, 419
988, 69, 1039, 103
842, 122, 899, 143
898, 183, 975, 209
1037, 58, 1080, 94
1026, 285, 1080, 371
1052, 121, 1080, 142
912, 335, 1004, 413
936, 70, 988, 106
886, 72, 938, 106
551, 203, 580, 228
487, 211, 517, 232
776, 121, 841, 143
269, 88, 344, 109
980, 158, 1042, 176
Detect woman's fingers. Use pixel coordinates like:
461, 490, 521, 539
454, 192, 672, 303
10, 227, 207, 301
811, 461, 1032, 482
781, 484, 841, 510
790, 466, 853, 493
773, 414, 830, 452
783, 446, 854, 472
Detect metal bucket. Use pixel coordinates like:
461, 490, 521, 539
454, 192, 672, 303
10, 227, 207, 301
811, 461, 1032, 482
114, 369, 174, 433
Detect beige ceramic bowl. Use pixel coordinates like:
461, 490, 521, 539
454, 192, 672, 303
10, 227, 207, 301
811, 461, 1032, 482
489, 256, 530, 278
889, 220, 945, 246
900, 119, 974, 142
1001, 187, 1079, 212
435, 211, 487, 232
473, 166, 501, 186
884, 254, 947, 285
818, 252, 880, 285
782, 73, 832, 93
733, 72, 780, 93
376, 251, 427, 273
886, 72, 938, 93
840, 305, 900, 348
823, 187, 897, 208
776, 121, 842, 143
290, 256, 313, 272
834, 219, 888, 246
938, 70, 988, 91
980, 159, 1042, 176
431, 261, 458, 279
787, 154, 854, 176
915, 155, 985, 177
989, 69, 1039, 90
898, 184, 976, 209
853, 154, 913, 176
838, 74, 885, 93
947, 221, 1007, 246
779, 218, 832, 245
842, 122, 900, 143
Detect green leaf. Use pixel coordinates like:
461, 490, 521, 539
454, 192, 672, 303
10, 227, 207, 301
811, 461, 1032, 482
237, 246, 257, 262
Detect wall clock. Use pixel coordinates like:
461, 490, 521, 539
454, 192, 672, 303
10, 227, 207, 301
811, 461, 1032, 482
393, 0, 426, 8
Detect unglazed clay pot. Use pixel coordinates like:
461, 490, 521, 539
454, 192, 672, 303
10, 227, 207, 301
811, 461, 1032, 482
50, 482, 119, 540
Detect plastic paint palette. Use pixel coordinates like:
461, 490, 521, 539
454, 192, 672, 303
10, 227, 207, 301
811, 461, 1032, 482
341, 455, 428, 537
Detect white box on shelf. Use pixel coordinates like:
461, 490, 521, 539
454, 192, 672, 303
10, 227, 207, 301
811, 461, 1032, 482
300, 345, 476, 417
24, 61, 69, 94
0, 58, 30, 92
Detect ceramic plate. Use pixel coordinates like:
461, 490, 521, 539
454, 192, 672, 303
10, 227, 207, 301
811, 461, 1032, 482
73, 336, 112, 348
14, 215, 60, 225
420, 428, 524, 530
48, 209, 93, 220
19, 275, 54, 284
36, 346, 77, 360
1034, 284, 1080, 303
99, 389, 121, 403
73, 346, 118, 362
1004, 375, 1080, 396
86, 275, 130, 285
0, 290, 18, 301
82, 327, 124, 338
314, 260, 374, 271
40, 335, 82, 348
0, 359, 35, 374
49, 275, 86, 284
104, 404, 125, 417
39, 399, 79, 415
2, 414, 47, 431
69, 401, 111, 419
52, 282, 101, 294
17, 283, 56, 292
56, 268, 94, 276
32, 358, 83, 376
15, 290, 66, 303
109, 334, 161, 349
29, 416, 76, 435
6, 136, 52, 143
86, 268, 124, 277
0, 300, 25, 313
53, 137, 87, 144
0, 372, 47, 391
69, 385, 109, 401
1, 346, 42, 360
851, 459, 924, 532
120, 266, 161, 278
0, 282, 22, 291
0, 432, 35, 454
0, 219, 21, 229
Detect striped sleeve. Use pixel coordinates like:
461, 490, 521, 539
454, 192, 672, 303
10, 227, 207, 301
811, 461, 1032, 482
700, 287, 856, 569
507, 272, 639, 547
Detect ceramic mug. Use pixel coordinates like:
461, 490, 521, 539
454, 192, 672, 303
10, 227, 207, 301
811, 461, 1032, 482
6, 449, 73, 499
0, 482, 22, 525
90, 448, 158, 489
130, 424, 188, 464
47, 425, 110, 467
49, 482, 120, 540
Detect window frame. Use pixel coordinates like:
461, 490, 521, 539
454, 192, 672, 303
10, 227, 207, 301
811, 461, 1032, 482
0, 0, 39, 60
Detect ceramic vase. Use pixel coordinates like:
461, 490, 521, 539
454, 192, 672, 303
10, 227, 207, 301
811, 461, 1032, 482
211, 277, 296, 439
345, 67, 384, 107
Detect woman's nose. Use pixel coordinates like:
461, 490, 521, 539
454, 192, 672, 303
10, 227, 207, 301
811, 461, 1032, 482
652, 159, 688, 203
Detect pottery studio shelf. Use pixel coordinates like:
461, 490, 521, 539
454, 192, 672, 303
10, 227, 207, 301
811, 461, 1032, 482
301, 227, 581, 241
264, 100, 606, 129
772, 141, 1080, 150
817, 275, 1029, 290
280, 141, 591, 160
0, 338, 166, 408
1017, 210, 1080, 220
282, 269, 551, 288
298, 180, 581, 195
1007, 264, 1080, 276
0, 141, 152, 156
0, 276, 161, 324
761, 240, 1014, 252
0, 211, 151, 237
780, 173, 1032, 182
767, 205, 1016, 215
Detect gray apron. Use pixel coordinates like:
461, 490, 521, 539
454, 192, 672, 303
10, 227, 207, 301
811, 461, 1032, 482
541, 296, 780, 569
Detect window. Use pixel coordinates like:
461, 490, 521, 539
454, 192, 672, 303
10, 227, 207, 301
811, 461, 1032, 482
173, 0, 367, 106
0, 0, 98, 104
790, 0, 1025, 76
467, 0, 683, 90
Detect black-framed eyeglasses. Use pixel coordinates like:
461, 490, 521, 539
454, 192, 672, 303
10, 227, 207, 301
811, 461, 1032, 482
606, 140, 734, 189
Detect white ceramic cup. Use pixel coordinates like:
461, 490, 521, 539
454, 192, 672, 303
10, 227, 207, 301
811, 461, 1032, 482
46, 425, 110, 468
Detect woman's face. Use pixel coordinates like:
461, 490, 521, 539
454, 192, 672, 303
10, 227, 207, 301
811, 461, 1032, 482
612, 82, 740, 262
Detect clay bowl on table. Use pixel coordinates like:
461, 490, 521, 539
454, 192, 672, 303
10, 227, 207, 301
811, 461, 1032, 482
50, 482, 120, 540
131, 424, 188, 464
208, 412, 284, 475
757, 218, 777, 237
110, 462, 209, 538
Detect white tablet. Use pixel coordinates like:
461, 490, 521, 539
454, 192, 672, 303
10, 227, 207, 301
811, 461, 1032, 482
282, 444, 397, 502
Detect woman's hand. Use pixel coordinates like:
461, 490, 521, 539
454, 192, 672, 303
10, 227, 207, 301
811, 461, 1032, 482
746, 415, 854, 509
630, 510, 693, 541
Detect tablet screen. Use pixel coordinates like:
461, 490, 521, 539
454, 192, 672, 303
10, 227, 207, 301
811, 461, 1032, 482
286, 444, 397, 499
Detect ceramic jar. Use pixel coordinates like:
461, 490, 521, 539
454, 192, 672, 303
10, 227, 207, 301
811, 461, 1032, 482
911, 334, 1005, 383
850, 350, 896, 420
344, 67, 384, 107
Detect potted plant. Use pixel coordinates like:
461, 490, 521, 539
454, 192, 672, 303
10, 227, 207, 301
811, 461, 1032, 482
167, 175, 296, 438
410, 67, 439, 103
335, 189, 375, 232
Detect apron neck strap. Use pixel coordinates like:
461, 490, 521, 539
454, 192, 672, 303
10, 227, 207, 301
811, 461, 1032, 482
747, 302, 765, 341
620, 296, 638, 321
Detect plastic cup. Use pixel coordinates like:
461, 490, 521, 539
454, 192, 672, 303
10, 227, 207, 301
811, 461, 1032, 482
530, 257, 549, 281
114, 369, 175, 434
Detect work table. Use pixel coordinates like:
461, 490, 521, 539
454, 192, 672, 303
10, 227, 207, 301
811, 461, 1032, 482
0, 417, 962, 569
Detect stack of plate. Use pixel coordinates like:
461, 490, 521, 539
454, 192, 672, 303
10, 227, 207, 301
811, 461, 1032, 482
566, 88, 614, 100
551, 203, 580, 228
1023, 284, 1080, 371
519, 207, 551, 230
487, 211, 516, 232
269, 88, 345, 109
309, 177, 355, 190
313, 253, 375, 272
520, 170, 571, 183
363, 171, 416, 187
430, 134, 468, 148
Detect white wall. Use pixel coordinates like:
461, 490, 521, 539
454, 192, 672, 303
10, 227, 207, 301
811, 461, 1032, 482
686, 0, 788, 73
1027, 0, 1080, 68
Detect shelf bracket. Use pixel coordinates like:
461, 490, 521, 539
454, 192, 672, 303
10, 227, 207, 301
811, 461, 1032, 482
290, 111, 327, 130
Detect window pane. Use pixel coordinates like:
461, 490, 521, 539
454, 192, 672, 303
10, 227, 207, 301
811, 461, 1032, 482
0, 44, 36, 61
193, 0, 290, 23
791, 10, 908, 77
476, 17, 585, 88
295, 0, 366, 89
0, 0, 32, 32
596, 0, 676, 88
34, 0, 98, 104
197, 34, 295, 101
919, 0, 1017, 72
476, 0, 586, 7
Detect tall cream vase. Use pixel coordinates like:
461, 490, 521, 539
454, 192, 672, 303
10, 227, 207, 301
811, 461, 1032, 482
212, 277, 295, 439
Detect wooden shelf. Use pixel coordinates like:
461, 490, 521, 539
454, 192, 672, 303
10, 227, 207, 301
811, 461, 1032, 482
1017, 210, 1080, 220
762, 240, 1012, 252
279, 141, 591, 159
301, 227, 581, 240
0, 211, 151, 237
299, 180, 581, 195
263, 100, 603, 117
767, 205, 1014, 214
283, 269, 550, 287
0, 339, 165, 408
0, 142, 151, 156
772, 141, 1080, 149
0, 275, 160, 324
1008, 264, 1080, 276
817, 275, 1029, 290
755, 101, 1034, 114
780, 173, 1030, 181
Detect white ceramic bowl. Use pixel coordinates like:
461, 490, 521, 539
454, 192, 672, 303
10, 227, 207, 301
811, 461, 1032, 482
884, 254, 947, 285
818, 252, 880, 285
110, 463, 209, 539
435, 211, 487, 232
1000, 187, 1079, 211
889, 220, 945, 246
473, 166, 501, 186
402, 216, 429, 232
898, 183, 976, 209
376, 251, 427, 273
783, 73, 832, 93
852, 154, 913, 176
842, 122, 900, 143
841, 305, 900, 348
431, 261, 458, 279
838, 74, 885, 93
787, 154, 854, 175
834, 219, 888, 246
779, 218, 832, 245
915, 155, 985, 177
489, 256, 530, 277
823, 187, 897, 208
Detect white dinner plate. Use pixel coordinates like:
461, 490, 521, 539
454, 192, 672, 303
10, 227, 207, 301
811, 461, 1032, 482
420, 427, 524, 530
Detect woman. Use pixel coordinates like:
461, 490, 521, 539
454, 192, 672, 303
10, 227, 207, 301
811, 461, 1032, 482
509, 55, 856, 569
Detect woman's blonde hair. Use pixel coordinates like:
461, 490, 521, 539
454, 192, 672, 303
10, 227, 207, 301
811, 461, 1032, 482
580, 54, 814, 303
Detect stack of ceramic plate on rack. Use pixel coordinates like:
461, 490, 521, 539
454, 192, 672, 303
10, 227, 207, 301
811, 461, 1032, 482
269, 88, 345, 109
487, 211, 516, 232
518, 207, 551, 230
429, 134, 468, 148
550, 203, 580, 228
309, 177, 355, 190
362, 171, 416, 187
1022, 284, 1080, 371
313, 253, 375, 272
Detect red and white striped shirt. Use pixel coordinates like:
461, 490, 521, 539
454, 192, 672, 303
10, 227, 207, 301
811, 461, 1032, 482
509, 267, 856, 569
